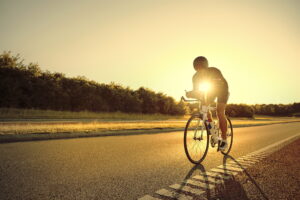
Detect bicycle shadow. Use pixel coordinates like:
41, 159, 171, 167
173, 164, 212, 200
211, 155, 269, 200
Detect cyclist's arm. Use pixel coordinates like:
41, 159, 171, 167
186, 73, 203, 99
192, 72, 203, 91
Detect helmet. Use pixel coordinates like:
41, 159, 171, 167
193, 56, 208, 70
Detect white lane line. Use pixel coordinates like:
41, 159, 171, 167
217, 165, 244, 172
244, 154, 265, 158
203, 171, 223, 177
155, 188, 193, 200
238, 159, 257, 163
239, 157, 261, 162
184, 179, 215, 189
224, 164, 248, 169
137, 195, 162, 200
236, 158, 257, 164
210, 168, 238, 176
229, 161, 252, 166
192, 175, 223, 184
169, 184, 206, 196
236, 159, 257, 165
246, 154, 267, 158
248, 151, 268, 155
198, 171, 231, 180
206, 172, 232, 180
251, 133, 300, 154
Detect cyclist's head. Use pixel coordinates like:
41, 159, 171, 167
193, 56, 208, 71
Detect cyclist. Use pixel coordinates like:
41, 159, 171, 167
186, 56, 229, 151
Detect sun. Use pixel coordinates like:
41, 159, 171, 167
199, 82, 211, 92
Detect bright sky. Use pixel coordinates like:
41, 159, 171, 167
1, 0, 299, 104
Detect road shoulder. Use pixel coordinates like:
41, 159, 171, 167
213, 138, 300, 200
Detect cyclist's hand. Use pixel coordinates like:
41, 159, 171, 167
186, 91, 193, 98
186, 90, 203, 99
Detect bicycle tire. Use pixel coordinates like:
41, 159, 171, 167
221, 117, 233, 155
184, 115, 210, 164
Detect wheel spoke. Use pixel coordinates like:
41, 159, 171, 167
184, 116, 209, 164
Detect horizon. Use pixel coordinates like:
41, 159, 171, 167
1, 0, 299, 104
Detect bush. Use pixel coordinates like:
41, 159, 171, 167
226, 104, 254, 118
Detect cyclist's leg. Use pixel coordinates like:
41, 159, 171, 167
217, 90, 230, 140
206, 93, 216, 121
207, 110, 213, 121
217, 103, 227, 140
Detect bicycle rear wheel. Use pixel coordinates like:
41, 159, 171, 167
221, 117, 233, 155
184, 115, 209, 164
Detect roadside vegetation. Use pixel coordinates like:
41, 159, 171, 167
0, 107, 182, 121
1, 51, 300, 122
0, 116, 299, 136
0, 52, 185, 116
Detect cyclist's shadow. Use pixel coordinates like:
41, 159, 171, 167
212, 155, 269, 200
176, 164, 213, 200
178, 156, 269, 200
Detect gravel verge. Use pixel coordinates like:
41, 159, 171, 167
211, 139, 300, 200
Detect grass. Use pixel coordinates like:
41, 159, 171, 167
0, 115, 299, 136
0, 108, 300, 141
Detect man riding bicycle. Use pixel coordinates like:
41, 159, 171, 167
186, 56, 229, 151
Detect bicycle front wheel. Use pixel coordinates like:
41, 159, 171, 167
184, 115, 209, 164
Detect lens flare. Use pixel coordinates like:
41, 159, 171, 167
199, 82, 211, 92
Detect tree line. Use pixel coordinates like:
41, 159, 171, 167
1, 52, 299, 118
222, 103, 300, 118
0, 52, 185, 115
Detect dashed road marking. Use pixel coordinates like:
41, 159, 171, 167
239, 157, 261, 162
236, 160, 258, 165
210, 168, 239, 176
228, 160, 255, 166
184, 178, 215, 189
206, 172, 232, 180
236, 158, 257, 164
192, 175, 223, 184
228, 161, 252, 166
138, 195, 161, 200
246, 154, 266, 158
169, 184, 206, 196
217, 165, 244, 172
155, 188, 193, 200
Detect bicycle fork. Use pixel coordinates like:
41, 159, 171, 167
193, 118, 204, 140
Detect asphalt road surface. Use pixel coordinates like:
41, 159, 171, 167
1, 123, 300, 200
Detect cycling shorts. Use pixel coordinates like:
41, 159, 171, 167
207, 87, 230, 104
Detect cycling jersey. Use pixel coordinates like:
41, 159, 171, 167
192, 67, 229, 103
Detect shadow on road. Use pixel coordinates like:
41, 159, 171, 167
211, 155, 269, 200
174, 155, 270, 200
174, 163, 212, 200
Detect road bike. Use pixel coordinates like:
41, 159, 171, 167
181, 96, 233, 164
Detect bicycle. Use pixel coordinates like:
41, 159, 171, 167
181, 96, 233, 164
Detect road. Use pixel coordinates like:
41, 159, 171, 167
1, 122, 300, 200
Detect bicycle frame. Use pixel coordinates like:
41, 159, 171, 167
181, 96, 217, 139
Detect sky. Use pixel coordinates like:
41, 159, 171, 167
0, 0, 299, 104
